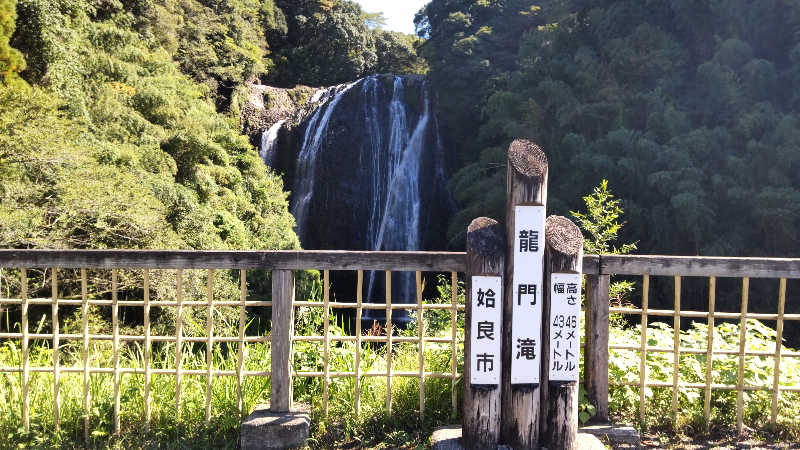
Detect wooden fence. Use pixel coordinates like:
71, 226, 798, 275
0, 249, 464, 439
1, 250, 799, 438
586, 255, 800, 433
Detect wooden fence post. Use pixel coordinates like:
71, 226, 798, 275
584, 273, 610, 422
464, 217, 505, 450
501, 139, 548, 449
271, 269, 295, 413
541, 215, 584, 450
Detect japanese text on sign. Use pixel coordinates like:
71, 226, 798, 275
511, 205, 545, 384
470, 276, 503, 385
548, 273, 582, 382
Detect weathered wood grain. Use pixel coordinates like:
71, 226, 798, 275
464, 217, 504, 450
584, 273, 609, 422
541, 216, 583, 450
271, 269, 295, 413
502, 139, 548, 449
0, 250, 466, 271
5, 250, 800, 278
601, 255, 800, 278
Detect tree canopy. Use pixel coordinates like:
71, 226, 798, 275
417, 0, 800, 259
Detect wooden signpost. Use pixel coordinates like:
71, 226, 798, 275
463, 217, 505, 449
501, 139, 548, 449
541, 215, 584, 450
458, 140, 584, 450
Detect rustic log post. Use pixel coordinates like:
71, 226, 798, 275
464, 217, 505, 450
584, 273, 610, 422
541, 216, 584, 450
501, 139, 548, 449
271, 269, 295, 412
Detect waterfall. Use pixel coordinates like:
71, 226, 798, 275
288, 74, 449, 310
259, 119, 285, 167
364, 77, 430, 303
291, 81, 359, 233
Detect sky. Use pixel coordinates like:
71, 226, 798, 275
354, 0, 429, 35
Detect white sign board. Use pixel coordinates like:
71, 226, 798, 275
548, 273, 582, 382
510, 205, 545, 384
470, 276, 502, 385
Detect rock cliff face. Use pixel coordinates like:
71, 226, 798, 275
244, 74, 452, 306
242, 84, 316, 138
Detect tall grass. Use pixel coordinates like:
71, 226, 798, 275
0, 274, 466, 449
606, 315, 800, 439
2, 273, 799, 448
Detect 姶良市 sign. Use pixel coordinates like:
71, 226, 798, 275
470, 275, 503, 385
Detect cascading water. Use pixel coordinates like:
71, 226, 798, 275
284, 74, 450, 315
259, 119, 285, 167
292, 81, 359, 232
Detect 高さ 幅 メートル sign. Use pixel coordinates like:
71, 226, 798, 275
470, 276, 502, 385
548, 272, 581, 382
510, 205, 545, 385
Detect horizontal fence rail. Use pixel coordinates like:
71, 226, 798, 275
0, 250, 467, 271
6, 250, 800, 278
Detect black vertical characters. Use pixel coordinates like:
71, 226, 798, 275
477, 321, 495, 340
518, 230, 539, 252
566, 283, 578, 294
517, 284, 536, 305
515, 338, 536, 360
553, 283, 565, 294
477, 288, 496, 308
476, 353, 495, 372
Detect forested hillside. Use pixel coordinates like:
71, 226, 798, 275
0, 0, 424, 253
417, 0, 800, 259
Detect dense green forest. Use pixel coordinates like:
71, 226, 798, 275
418, 0, 800, 259
0, 0, 425, 258
4, 0, 798, 263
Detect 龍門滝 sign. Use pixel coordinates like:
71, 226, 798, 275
548, 272, 581, 382
470, 276, 502, 385
510, 205, 545, 384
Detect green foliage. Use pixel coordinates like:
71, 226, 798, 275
3, 269, 799, 446
571, 180, 637, 255
571, 181, 636, 307
0, 85, 181, 251
0, 0, 302, 306
415, 0, 546, 166
362, 10, 386, 29
373, 30, 428, 75
267, 0, 426, 86
1, 0, 300, 252
422, 0, 800, 264
0, 311, 264, 447
609, 318, 800, 438
149, 0, 275, 107
0, 272, 468, 448
422, 0, 800, 325
0, 0, 24, 81
578, 384, 596, 424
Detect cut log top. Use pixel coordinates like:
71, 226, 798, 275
545, 215, 583, 256
467, 217, 504, 258
508, 139, 548, 178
